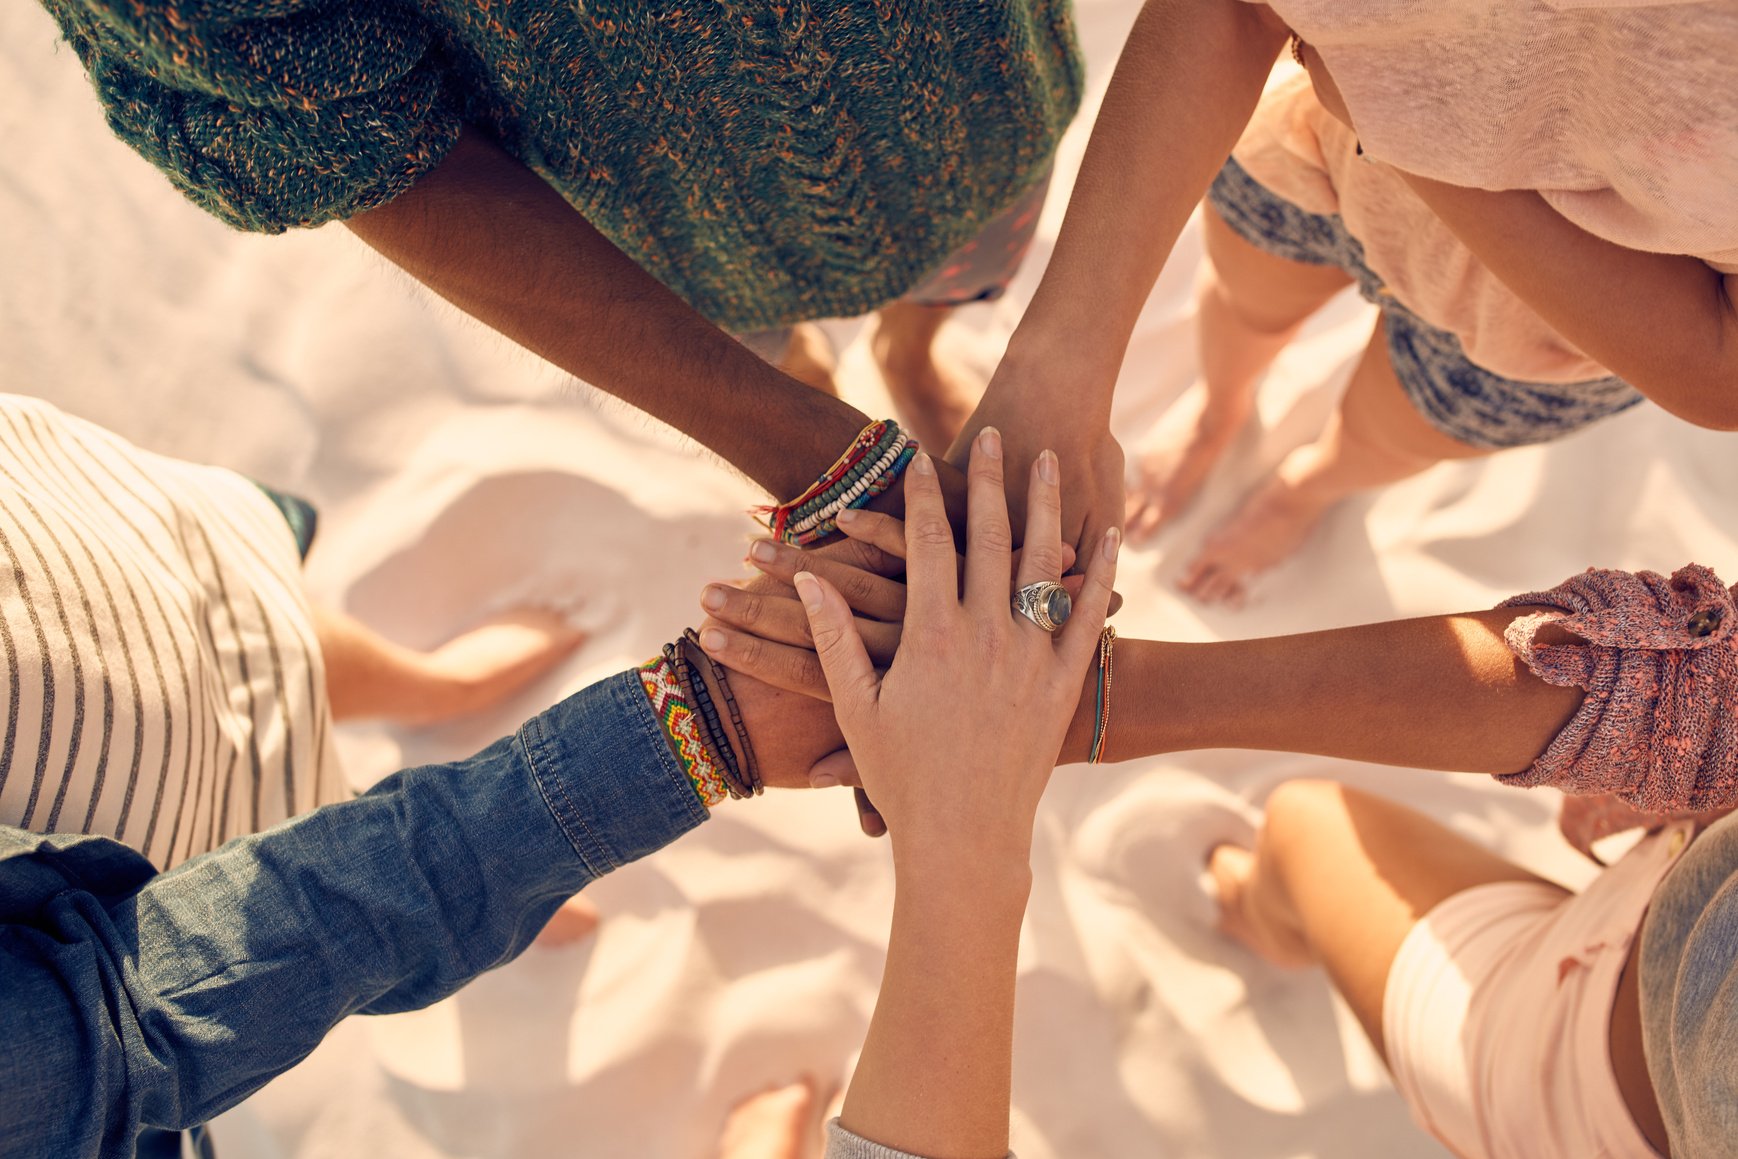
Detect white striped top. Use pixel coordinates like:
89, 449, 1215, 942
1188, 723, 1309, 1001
0, 394, 341, 868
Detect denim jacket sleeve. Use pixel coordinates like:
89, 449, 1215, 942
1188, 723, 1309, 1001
0, 670, 708, 1159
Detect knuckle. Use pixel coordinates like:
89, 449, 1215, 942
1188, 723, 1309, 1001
971, 523, 1015, 555
1024, 544, 1068, 577
739, 591, 765, 625
911, 519, 955, 550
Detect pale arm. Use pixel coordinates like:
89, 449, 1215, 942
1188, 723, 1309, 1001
1397, 175, 1738, 432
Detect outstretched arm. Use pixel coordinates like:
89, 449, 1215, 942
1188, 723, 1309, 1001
699, 506, 1585, 779
958, 0, 1291, 552
0, 661, 851, 1155
347, 128, 969, 511
807, 437, 1117, 1159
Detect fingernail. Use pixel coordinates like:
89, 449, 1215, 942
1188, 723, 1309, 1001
978, 426, 1002, 459
911, 451, 935, 476
836, 507, 862, 526
748, 539, 778, 563
1038, 449, 1058, 485
1103, 526, 1122, 562
699, 627, 727, 653
794, 571, 823, 611
810, 772, 841, 789
701, 585, 727, 612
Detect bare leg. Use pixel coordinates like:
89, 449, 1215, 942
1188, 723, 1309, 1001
1180, 318, 1491, 606
315, 605, 586, 726
718, 1078, 821, 1159
1209, 778, 1564, 1063
872, 302, 980, 453
779, 323, 840, 396
1211, 779, 1561, 1060
1125, 207, 1353, 543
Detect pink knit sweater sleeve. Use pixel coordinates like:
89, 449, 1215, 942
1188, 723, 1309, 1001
1498, 565, 1737, 812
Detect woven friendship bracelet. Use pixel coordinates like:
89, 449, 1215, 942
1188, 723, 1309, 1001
755, 419, 918, 546
1088, 626, 1117, 764
670, 641, 754, 800
638, 653, 729, 807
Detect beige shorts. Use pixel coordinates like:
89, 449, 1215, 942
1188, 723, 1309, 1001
1381, 822, 1694, 1159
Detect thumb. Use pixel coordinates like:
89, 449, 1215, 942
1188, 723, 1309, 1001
794, 571, 879, 721
807, 747, 861, 789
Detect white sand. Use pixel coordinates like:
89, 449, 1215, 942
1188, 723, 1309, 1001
5, 2, 1736, 1156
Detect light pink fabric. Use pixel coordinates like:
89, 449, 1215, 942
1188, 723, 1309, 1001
1232, 1, 1738, 383
1382, 822, 1695, 1159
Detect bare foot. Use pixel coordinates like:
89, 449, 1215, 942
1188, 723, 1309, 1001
871, 305, 979, 452
1207, 845, 1313, 969
1177, 447, 1337, 607
718, 1078, 819, 1159
534, 894, 601, 949
409, 608, 587, 725
780, 323, 839, 396
1125, 382, 1257, 545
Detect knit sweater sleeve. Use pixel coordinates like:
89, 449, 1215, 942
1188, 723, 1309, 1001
41, 0, 462, 233
1497, 563, 1738, 813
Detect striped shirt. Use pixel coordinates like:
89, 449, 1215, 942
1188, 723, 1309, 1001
0, 395, 341, 868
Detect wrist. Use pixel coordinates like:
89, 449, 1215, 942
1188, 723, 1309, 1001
999, 326, 1123, 410
891, 833, 1034, 898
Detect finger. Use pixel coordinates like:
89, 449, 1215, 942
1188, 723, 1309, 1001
804, 525, 906, 578
806, 747, 861, 789
1013, 448, 1066, 590
698, 622, 831, 700
964, 427, 1015, 609
747, 539, 906, 621
795, 571, 880, 716
834, 507, 907, 562
1057, 526, 1120, 670
901, 452, 959, 627
702, 583, 814, 649
702, 597, 902, 666
855, 787, 887, 838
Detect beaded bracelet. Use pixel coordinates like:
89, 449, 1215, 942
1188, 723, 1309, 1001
757, 419, 919, 546
668, 641, 754, 800
637, 653, 730, 807
684, 628, 763, 794
677, 629, 761, 792
1088, 626, 1117, 764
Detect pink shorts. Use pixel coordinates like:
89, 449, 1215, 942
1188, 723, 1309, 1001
1381, 822, 1694, 1159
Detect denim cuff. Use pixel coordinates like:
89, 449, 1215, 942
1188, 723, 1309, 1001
520, 670, 709, 877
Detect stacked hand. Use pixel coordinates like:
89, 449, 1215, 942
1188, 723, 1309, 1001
796, 433, 1116, 853
710, 431, 1116, 855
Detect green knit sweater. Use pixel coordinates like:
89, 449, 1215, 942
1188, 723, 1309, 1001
45, 0, 1082, 331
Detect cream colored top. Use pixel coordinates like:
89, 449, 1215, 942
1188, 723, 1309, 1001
0, 395, 341, 868
1234, 0, 1738, 383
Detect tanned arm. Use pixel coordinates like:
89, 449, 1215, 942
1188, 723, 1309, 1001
346, 127, 970, 510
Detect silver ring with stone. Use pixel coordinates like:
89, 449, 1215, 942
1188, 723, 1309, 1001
1012, 580, 1072, 633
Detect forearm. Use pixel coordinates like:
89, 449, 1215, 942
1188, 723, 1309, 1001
1001, 0, 1288, 403
1061, 609, 1582, 773
1400, 174, 1738, 431
346, 127, 870, 498
840, 854, 1031, 1159
0, 673, 705, 1153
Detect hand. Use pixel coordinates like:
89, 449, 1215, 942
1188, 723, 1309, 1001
700, 510, 1085, 700
795, 431, 1118, 862
950, 373, 1126, 572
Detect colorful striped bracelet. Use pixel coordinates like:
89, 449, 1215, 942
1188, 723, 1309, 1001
1088, 626, 1117, 764
638, 653, 730, 807
756, 419, 918, 546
